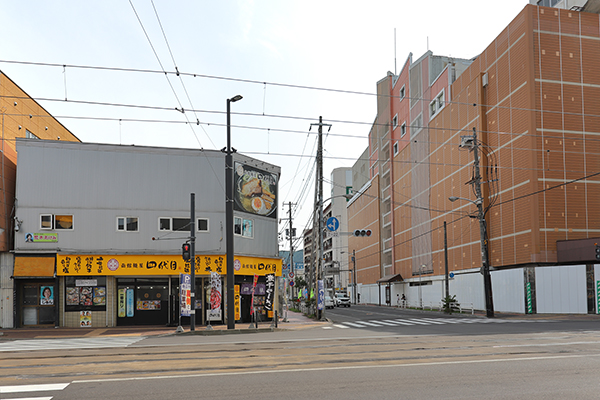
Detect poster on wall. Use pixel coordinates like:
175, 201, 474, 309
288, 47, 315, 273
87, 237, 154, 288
80, 287, 93, 306
40, 286, 54, 305
264, 273, 275, 311
126, 288, 134, 317
180, 274, 191, 317
80, 310, 92, 327
118, 289, 126, 317
207, 272, 222, 321
93, 287, 106, 306
67, 287, 79, 306
233, 162, 278, 218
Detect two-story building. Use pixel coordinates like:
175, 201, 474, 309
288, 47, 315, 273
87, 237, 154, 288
10, 139, 281, 328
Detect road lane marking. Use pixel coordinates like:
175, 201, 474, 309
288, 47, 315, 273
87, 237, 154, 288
0, 383, 70, 393
73, 353, 600, 384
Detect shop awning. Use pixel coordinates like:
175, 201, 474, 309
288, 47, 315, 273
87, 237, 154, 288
377, 273, 403, 283
13, 256, 55, 277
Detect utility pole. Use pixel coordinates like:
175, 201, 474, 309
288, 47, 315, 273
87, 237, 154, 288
310, 116, 330, 320
471, 128, 494, 318
444, 220, 449, 300
283, 201, 296, 322
190, 193, 196, 331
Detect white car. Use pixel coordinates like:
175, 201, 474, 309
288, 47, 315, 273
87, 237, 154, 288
324, 295, 335, 309
335, 293, 351, 307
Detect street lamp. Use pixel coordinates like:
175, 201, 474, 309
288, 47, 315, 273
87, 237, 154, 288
449, 195, 494, 318
225, 94, 243, 330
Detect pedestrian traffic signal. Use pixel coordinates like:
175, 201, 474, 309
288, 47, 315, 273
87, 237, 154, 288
354, 229, 372, 237
182, 243, 191, 261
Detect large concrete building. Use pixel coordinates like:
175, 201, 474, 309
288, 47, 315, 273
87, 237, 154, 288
349, 4, 600, 314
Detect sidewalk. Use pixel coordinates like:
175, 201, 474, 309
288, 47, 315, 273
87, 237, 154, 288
0, 311, 326, 340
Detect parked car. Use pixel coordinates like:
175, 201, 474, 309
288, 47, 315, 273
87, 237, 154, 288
324, 295, 335, 309
335, 293, 351, 307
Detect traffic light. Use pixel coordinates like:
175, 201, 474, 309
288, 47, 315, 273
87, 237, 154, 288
353, 229, 372, 237
595, 243, 600, 260
182, 243, 191, 261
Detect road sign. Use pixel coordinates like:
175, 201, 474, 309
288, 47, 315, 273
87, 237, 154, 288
326, 217, 340, 232
289, 281, 295, 287
289, 271, 294, 279
449, 272, 454, 278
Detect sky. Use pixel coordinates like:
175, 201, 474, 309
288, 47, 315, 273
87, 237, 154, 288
0, 0, 530, 251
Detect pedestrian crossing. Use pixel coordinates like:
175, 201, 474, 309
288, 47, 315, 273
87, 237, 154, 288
324, 317, 544, 330
0, 382, 70, 399
0, 336, 145, 352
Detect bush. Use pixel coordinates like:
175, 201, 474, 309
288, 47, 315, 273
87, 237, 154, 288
442, 295, 459, 314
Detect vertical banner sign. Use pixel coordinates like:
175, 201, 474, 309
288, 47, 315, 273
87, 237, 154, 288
526, 282, 533, 314
180, 274, 191, 317
317, 279, 324, 311
126, 288, 134, 317
251, 274, 259, 314
208, 272, 222, 321
264, 273, 275, 311
234, 285, 241, 321
80, 310, 92, 327
597, 281, 600, 315
117, 288, 126, 318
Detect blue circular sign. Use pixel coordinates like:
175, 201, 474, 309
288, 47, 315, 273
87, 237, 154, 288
326, 217, 340, 232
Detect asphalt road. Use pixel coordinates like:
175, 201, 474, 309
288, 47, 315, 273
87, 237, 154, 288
2, 307, 599, 399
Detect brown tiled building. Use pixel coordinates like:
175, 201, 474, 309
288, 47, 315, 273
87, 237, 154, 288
349, 4, 600, 314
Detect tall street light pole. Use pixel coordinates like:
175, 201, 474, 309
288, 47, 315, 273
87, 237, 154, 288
225, 94, 243, 330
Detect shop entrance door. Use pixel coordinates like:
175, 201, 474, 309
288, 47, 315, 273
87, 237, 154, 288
20, 282, 56, 326
116, 278, 169, 326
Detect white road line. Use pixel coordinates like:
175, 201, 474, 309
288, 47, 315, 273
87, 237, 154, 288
332, 324, 349, 329
382, 320, 412, 326
387, 319, 415, 326
353, 321, 384, 327
401, 319, 431, 325
369, 320, 398, 326
423, 318, 462, 324
0, 383, 70, 393
408, 318, 446, 325
342, 322, 367, 328
0, 337, 145, 352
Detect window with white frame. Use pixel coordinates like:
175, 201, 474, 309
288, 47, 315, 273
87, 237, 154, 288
392, 114, 398, 130
399, 85, 405, 100
430, 89, 445, 118
393, 141, 399, 156
410, 113, 423, 138
197, 218, 209, 232
234, 216, 253, 238
158, 217, 190, 231
40, 214, 73, 230
117, 217, 138, 232
400, 122, 407, 138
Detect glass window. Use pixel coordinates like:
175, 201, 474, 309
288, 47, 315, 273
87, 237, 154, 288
117, 217, 138, 232
159, 218, 170, 231
400, 85, 405, 99
41, 214, 53, 230
55, 215, 73, 230
234, 217, 242, 235
400, 122, 407, 138
172, 218, 190, 232
198, 218, 209, 232
242, 219, 253, 238
393, 142, 399, 156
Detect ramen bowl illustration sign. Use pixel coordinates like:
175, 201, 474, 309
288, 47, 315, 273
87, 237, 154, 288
234, 162, 278, 218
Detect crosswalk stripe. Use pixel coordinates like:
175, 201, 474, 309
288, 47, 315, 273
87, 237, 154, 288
408, 318, 446, 325
382, 319, 412, 326
400, 319, 431, 325
0, 383, 70, 394
333, 324, 350, 329
0, 337, 144, 352
342, 322, 367, 328
354, 321, 384, 327
369, 320, 398, 326
422, 318, 462, 324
